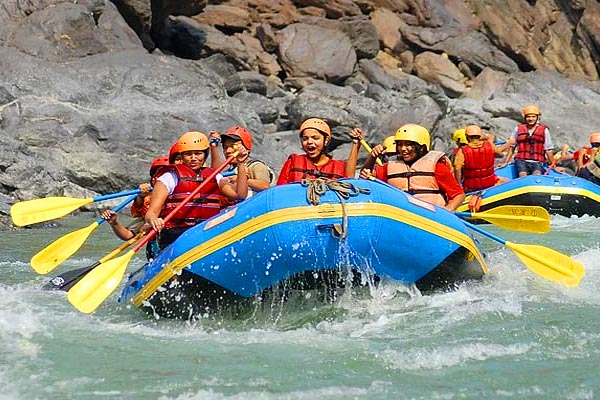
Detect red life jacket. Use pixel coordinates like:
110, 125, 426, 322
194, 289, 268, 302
461, 142, 497, 191
386, 151, 447, 207
516, 124, 547, 162
286, 154, 347, 183
573, 147, 592, 165
159, 164, 227, 230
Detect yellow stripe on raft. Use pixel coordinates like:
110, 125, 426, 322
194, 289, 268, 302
459, 185, 600, 213
132, 203, 488, 307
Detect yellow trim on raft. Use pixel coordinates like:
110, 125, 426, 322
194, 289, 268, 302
132, 203, 488, 307
458, 185, 600, 213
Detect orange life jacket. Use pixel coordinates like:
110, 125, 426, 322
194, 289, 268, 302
159, 164, 227, 230
461, 142, 497, 191
286, 154, 347, 183
516, 124, 547, 162
386, 151, 446, 207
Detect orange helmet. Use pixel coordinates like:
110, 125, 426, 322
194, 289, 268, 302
522, 105, 541, 117
589, 132, 600, 144
465, 125, 483, 138
149, 156, 169, 177
299, 118, 331, 139
222, 126, 253, 151
175, 131, 209, 153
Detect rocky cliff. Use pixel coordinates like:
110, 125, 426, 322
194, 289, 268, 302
2, 0, 600, 228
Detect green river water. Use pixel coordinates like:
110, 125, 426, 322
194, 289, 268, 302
1, 214, 599, 400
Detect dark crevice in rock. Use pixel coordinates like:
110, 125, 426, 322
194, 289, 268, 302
497, 47, 534, 73
152, 16, 207, 60
0, 183, 17, 194
213, 25, 245, 35
110, 0, 155, 50
90, 7, 102, 25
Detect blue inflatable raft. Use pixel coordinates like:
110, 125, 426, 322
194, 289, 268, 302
457, 164, 600, 217
119, 179, 487, 318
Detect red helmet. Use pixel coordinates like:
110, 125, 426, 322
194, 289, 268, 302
221, 126, 253, 151
169, 142, 181, 164
149, 156, 169, 178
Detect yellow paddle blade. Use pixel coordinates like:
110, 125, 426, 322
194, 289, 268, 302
30, 222, 100, 274
470, 205, 551, 234
506, 241, 585, 287
68, 250, 136, 314
10, 197, 93, 227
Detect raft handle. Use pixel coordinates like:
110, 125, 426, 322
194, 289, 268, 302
316, 223, 344, 238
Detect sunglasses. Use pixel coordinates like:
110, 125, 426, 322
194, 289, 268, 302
592, 142, 600, 148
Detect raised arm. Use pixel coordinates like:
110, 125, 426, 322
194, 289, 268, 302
209, 131, 224, 169
346, 128, 363, 178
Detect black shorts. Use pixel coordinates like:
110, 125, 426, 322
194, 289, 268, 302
514, 159, 544, 174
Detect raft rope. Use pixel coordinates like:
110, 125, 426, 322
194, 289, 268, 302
301, 178, 371, 240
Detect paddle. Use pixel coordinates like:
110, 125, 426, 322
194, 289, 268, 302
455, 205, 551, 234
42, 233, 143, 291
544, 153, 562, 175
463, 220, 584, 287
359, 139, 384, 167
11, 188, 142, 227
67, 152, 240, 313
30, 194, 139, 274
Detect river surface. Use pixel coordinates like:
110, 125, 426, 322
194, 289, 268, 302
1, 213, 599, 400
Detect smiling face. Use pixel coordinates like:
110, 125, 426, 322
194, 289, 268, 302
300, 128, 327, 159
181, 150, 206, 172
396, 140, 419, 164
222, 138, 249, 163
524, 114, 538, 127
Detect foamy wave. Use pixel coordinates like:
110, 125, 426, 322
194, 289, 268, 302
377, 342, 532, 371
156, 382, 384, 400
0, 285, 44, 352
551, 215, 600, 234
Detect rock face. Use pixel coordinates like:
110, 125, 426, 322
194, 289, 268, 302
2, 0, 600, 227
278, 23, 357, 82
